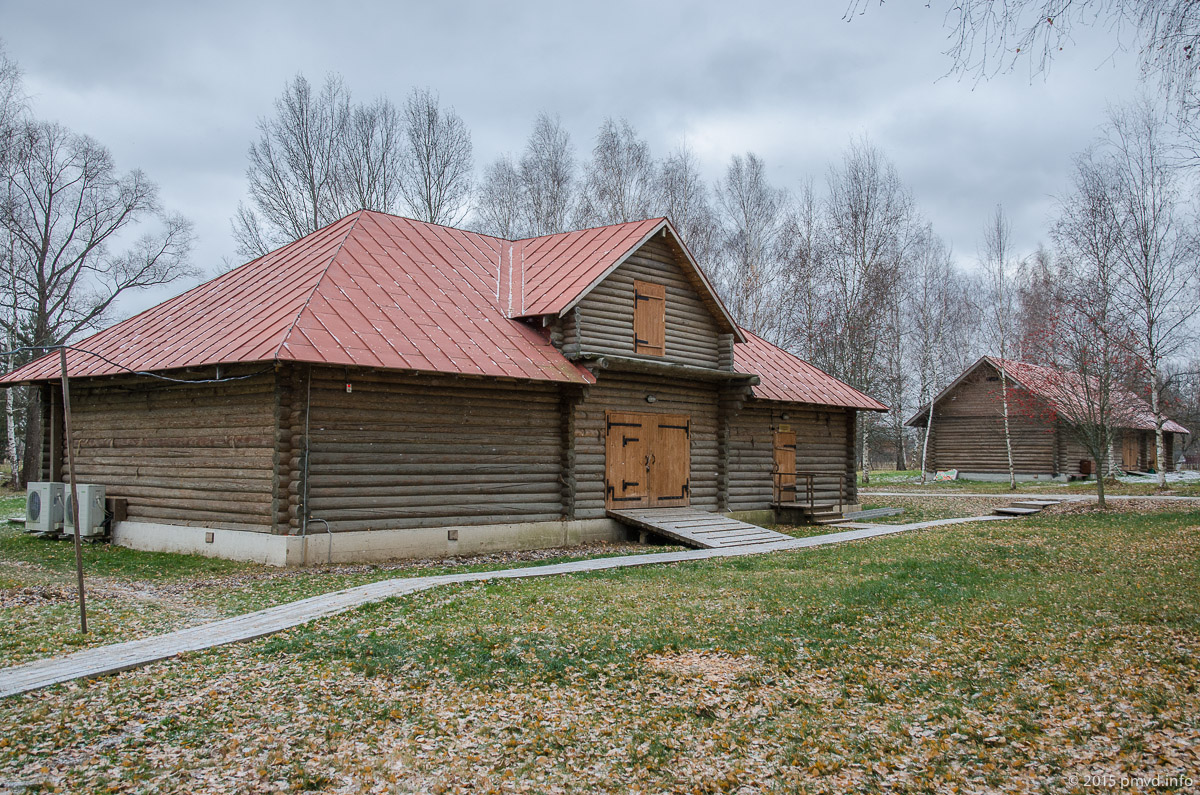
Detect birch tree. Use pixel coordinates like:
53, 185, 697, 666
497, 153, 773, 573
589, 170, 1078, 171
398, 88, 473, 225
1051, 147, 1128, 505
0, 42, 25, 484
907, 226, 964, 482
576, 118, 655, 227
981, 204, 1018, 490
1107, 102, 1198, 487
519, 113, 576, 236
713, 153, 794, 342
655, 145, 719, 268
233, 75, 351, 257
473, 154, 524, 239
818, 138, 914, 484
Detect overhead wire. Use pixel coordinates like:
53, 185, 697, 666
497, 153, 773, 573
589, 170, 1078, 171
0, 344, 274, 384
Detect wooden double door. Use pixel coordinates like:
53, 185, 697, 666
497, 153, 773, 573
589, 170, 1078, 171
605, 411, 690, 508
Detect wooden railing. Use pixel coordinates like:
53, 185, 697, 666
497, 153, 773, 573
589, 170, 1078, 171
772, 470, 845, 514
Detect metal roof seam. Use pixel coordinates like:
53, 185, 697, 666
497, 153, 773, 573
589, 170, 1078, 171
273, 211, 363, 363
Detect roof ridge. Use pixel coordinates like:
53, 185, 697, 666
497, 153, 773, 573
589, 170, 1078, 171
510, 216, 668, 242
273, 211, 365, 362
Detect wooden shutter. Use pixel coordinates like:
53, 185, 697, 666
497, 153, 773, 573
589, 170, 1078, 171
633, 280, 665, 356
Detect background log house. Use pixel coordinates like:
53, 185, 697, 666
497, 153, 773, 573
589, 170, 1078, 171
907, 357, 1189, 480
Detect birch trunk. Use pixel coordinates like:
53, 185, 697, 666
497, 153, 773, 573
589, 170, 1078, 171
920, 384, 934, 484
999, 369, 1016, 490
861, 413, 871, 485
4, 383, 14, 487
1151, 368, 1166, 488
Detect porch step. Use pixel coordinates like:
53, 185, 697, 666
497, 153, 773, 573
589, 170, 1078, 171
1010, 500, 1060, 510
607, 508, 794, 550
993, 506, 1042, 516
993, 498, 1063, 517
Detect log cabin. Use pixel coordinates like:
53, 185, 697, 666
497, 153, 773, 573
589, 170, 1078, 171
2, 211, 886, 564
906, 357, 1189, 480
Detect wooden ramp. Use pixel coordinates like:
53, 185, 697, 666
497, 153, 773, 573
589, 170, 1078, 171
607, 508, 793, 549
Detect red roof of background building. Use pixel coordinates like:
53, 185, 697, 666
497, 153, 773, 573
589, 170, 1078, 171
990, 358, 1189, 434
735, 329, 888, 411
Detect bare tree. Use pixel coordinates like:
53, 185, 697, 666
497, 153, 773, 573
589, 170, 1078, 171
714, 153, 795, 343
233, 74, 350, 257
519, 113, 576, 236
341, 97, 405, 218
1015, 243, 1062, 362
775, 180, 826, 358
818, 138, 914, 484
576, 118, 656, 227
846, 2, 1200, 119
1106, 101, 1198, 487
1050, 146, 1129, 505
1, 121, 194, 484
473, 154, 525, 239
981, 204, 1019, 490
907, 227, 969, 482
655, 143, 719, 269
0, 41, 26, 484
398, 88, 473, 226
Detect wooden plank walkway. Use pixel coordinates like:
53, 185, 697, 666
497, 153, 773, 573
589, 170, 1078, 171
606, 507, 794, 548
0, 514, 1012, 700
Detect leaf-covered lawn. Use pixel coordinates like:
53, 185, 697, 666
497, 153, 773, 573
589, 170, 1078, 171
0, 504, 672, 666
2, 507, 1197, 793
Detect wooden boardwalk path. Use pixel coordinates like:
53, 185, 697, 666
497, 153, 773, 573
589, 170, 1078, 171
606, 507, 793, 548
0, 514, 1011, 700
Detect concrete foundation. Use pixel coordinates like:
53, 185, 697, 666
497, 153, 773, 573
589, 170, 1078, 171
113, 518, 629, 567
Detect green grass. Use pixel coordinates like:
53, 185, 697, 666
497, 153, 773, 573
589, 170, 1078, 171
2, 505, 1196, 792
0, 500, 679, 665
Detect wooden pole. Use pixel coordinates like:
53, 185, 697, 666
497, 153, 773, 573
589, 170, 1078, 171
59, 346, 86, 634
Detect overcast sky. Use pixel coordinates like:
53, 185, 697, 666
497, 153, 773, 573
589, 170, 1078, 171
3, 0, 1145, 316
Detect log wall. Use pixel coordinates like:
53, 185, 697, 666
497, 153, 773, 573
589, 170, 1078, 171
924, 365, 1059, 475
302, 368, 564, 532
58, 371, 278, 532
571, 237, 724, 369
572, 371, 720, 519
728, 402, 856, 511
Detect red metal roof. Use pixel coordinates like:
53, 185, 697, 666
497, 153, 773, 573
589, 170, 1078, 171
991, 358, 1189, 434
517, 218, 664, 315
516, 218, 742, 338
4, 212, 883, 414
735, 329, 888, 411
1, 211, 594, 385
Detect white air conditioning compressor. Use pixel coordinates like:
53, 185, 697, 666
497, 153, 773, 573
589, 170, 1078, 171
25, 482, 65, 534
64, 484, 107, 538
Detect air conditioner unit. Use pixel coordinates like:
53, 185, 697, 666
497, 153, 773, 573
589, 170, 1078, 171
64, 484, 107, 538
25, 482, 65, 534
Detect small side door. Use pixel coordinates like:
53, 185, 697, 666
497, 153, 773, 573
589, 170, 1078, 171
773, 427, 796, 503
